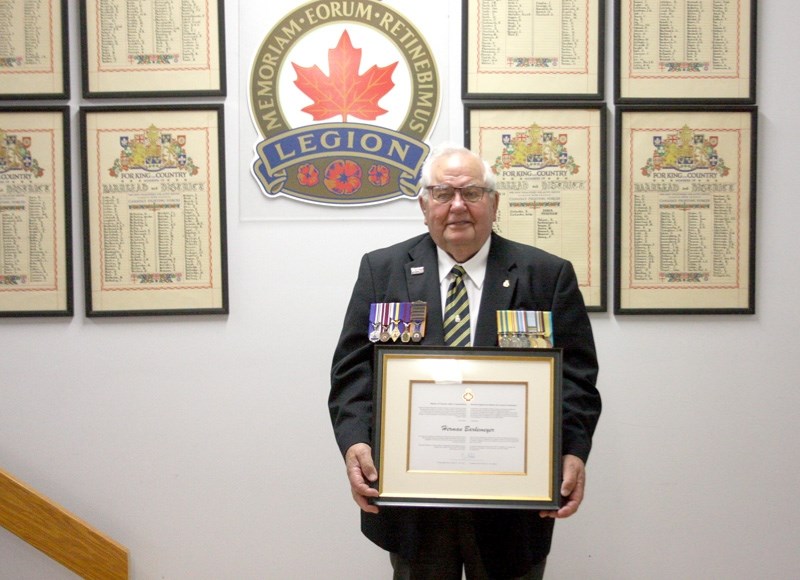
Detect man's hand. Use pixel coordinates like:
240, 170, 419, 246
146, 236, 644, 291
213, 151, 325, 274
540, 454, 586, 519
345, 443, 380, 514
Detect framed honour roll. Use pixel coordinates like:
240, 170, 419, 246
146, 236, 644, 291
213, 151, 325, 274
80, 105, 228, 316
615, 106, 756, 314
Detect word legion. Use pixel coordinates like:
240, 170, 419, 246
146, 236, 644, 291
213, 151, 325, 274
266, 129, 412, 164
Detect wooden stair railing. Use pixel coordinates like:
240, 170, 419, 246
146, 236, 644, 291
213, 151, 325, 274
0, 468, 128, 579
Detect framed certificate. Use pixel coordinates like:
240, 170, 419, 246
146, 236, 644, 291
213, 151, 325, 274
372, 346, 562, 509
0, 0, 70, 99
80, 105, 228, 316
0, 107, 72, 316
465, 102, 607, 311
462, 0, 604, 99
79, 0, 226, 98
615, 106, 756, 314
615, 0, 756, 103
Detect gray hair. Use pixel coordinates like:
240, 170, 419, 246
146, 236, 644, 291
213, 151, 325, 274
418, 143, 496, 193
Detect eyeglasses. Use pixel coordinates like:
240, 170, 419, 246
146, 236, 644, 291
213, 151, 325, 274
425, 184, 493, 203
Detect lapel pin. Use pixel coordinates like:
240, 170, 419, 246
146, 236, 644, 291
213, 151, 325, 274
411, 266, 425, 275
503, 280, 510, 287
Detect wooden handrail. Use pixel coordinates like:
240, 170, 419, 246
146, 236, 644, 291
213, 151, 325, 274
0, 468, 128, 579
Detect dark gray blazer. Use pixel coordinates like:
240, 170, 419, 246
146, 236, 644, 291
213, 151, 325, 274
330, 232, 601, 577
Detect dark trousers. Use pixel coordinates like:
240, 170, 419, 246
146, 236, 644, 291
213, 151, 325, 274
389, 509, 547, 580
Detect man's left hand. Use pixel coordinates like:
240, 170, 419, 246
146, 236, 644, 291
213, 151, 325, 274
539, 454, 586, 519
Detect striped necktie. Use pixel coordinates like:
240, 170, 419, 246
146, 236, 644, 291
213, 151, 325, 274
443, 265, 471, 347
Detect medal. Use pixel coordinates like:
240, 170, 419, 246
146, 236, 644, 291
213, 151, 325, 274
368, 303, 381, 342
508, 310, 521, 347
496, 310, 508, 347
410, 301, 427, 342
525, 310, 553, 348
514, 310, 528, 348
379, 301, 391, 342
400, 302, 411, 343
390, 302, 401, 342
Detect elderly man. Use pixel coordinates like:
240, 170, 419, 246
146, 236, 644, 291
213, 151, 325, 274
329, 144, 601, 579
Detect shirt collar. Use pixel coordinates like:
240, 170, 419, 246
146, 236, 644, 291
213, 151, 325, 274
437, 237, 491, 289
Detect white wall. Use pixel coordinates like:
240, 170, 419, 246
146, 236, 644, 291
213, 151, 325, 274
2, 1, 799, 578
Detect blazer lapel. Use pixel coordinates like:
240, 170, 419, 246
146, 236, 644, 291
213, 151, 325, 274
475, 236, 517, 346
405, 236, 444, 344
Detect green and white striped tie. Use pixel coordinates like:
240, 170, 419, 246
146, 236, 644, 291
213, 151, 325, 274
443, 265, 471, 347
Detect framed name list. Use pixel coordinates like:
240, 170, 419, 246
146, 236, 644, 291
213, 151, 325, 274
80, 0, 226, 97
463, 0, 604, 99
0, 0, 70, 99
615, 0, 756, 102
465, 102, 607, 311
615, 106, 756, 314
80, 105, 228, 316
0, 107, 72, 316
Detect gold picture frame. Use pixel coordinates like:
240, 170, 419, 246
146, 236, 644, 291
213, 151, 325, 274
373, 346, 562, 509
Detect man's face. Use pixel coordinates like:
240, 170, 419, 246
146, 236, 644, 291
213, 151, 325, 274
419, 151, 499, 263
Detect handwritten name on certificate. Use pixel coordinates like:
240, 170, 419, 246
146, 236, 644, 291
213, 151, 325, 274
408, 381, 528, 474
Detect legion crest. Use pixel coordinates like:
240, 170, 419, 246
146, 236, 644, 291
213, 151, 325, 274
248, 0, 440, 206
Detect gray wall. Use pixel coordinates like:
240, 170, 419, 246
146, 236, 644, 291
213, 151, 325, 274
2, 1, 799, 578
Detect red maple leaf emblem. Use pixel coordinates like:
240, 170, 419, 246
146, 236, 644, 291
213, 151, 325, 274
292, 30, 397, 122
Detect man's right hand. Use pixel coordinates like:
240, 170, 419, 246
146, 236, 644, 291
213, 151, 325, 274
345, 443, 380, 513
